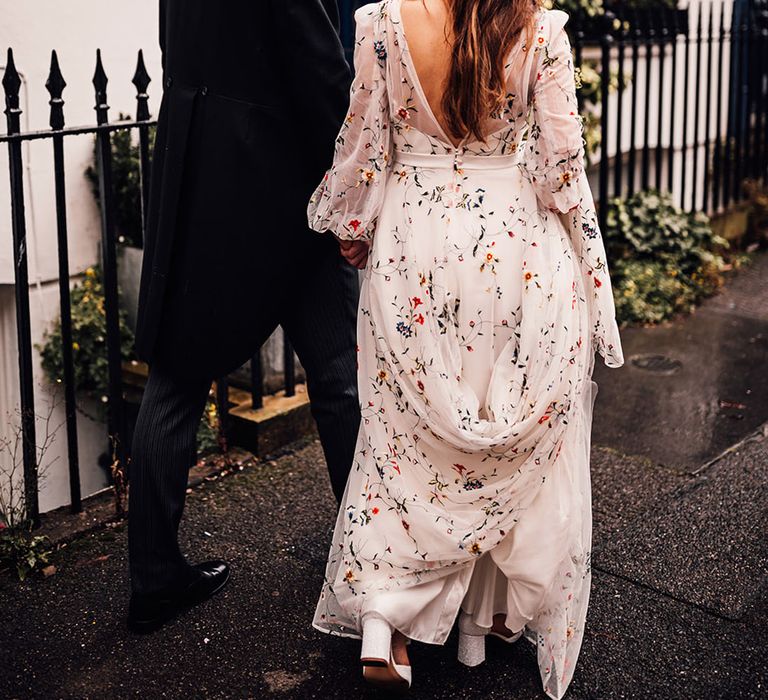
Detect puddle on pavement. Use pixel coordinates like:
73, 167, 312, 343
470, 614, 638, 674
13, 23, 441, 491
592, 309, 768, 471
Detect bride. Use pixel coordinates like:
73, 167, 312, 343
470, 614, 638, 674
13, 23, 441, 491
308, 0, 623, 697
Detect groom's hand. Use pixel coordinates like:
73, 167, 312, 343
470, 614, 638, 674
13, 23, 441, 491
338, 238, 370, 270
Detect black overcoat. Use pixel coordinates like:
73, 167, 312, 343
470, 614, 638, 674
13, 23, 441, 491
135, 0, 352, 378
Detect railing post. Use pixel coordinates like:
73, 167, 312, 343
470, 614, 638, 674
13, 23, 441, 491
2, 49, 40, 527
760, 26, 768, 184
614, 10, 627, 200
668, 7, 680, 194
655, 8, 669, 192
599, 31, 613, 231
283, 331, 296, 398
92, 50, 127, 498
691, 2, 704, 212
641, 11, 655, 191
46, 50, 82, 514
251, 352, 264, 410
733, 7, 750, 202
216, 378, 229, 452
132, 50, 151, 248
712, 0, 727, 211
702, 2, 715, 214
628, 9, 641, 196
681, 7, 692, 209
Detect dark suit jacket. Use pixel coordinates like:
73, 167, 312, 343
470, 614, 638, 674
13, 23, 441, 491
135, 0, 352, 378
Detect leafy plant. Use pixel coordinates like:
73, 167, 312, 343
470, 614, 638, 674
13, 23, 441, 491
548, 0, 606, 26
605, 190, 727, 325
547, 0, 678, 34
574, 59, 623, 162
0, 402, 58, 580
39, 266, 136, 403
0, 529, 51, 581
197, 397, 221, 457
85, 114, 155, 248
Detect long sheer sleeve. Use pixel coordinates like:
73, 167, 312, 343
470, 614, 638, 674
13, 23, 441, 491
524, 12, 584, 213
307, 6, 391, 241
526, 11, 624, 368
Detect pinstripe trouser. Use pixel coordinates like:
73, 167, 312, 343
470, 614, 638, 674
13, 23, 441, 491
128, 250, 361, 595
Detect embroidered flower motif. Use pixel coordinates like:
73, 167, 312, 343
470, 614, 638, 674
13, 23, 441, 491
396, 320, 413, 338
373, 39, 387, 61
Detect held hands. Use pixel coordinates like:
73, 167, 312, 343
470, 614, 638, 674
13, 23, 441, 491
337, 237, 370, 270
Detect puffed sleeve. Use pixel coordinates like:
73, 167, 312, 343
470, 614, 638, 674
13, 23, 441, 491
307, 5, 392, 241
524, 11, 584, 213
527, 11, 624, 368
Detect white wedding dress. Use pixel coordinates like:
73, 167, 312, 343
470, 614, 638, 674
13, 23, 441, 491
307, 3, 624, 698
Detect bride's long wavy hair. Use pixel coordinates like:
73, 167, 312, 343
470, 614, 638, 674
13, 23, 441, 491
441, 0, 540, 142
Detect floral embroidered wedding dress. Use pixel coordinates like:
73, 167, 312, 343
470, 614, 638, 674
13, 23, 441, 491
307, 2, 623, 698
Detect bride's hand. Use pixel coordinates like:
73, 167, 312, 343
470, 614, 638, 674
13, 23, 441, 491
338, 238, 370, 270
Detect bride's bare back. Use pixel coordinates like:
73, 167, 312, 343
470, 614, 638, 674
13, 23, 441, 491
400, 0, 459, 145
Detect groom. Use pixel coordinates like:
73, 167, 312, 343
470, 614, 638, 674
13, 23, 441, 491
127, 0, 361, 632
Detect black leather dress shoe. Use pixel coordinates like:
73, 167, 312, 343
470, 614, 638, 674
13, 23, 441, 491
127, 560, 230, 634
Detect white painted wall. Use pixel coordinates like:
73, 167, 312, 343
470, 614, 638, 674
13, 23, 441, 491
0, 1, 162, 514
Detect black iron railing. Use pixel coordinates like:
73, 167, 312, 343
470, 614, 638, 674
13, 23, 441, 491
577, 0, 768, 228
1, 49, 297, 525
3, 0, 768, 526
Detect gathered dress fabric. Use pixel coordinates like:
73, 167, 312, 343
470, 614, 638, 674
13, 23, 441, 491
307, 3, 624, 698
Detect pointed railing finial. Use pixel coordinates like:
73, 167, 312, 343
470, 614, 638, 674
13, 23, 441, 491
3, 48, 21, 105
92, 49, 109, 125
696, 0, 703, 35
46, 50, 67, 130
3, 48, 22, 132
132, 49, 151, 121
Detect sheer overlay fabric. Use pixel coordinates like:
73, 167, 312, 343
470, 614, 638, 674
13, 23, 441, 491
308, 3, 623, 698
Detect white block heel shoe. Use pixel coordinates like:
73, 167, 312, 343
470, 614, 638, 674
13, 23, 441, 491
360, 616, 392, 667
457, 612, 489, 667
360, 617, 412, 692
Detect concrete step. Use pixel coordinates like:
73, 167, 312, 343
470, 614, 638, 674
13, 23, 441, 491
122, 361, 316, 460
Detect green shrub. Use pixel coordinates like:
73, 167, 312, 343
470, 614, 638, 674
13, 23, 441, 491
0, 528, 51, 581
605, 190, 727, 325
39, 266, 135, 402
197, 397, 221, 457
85, 116, 155, 248
38, 268, 220, 455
